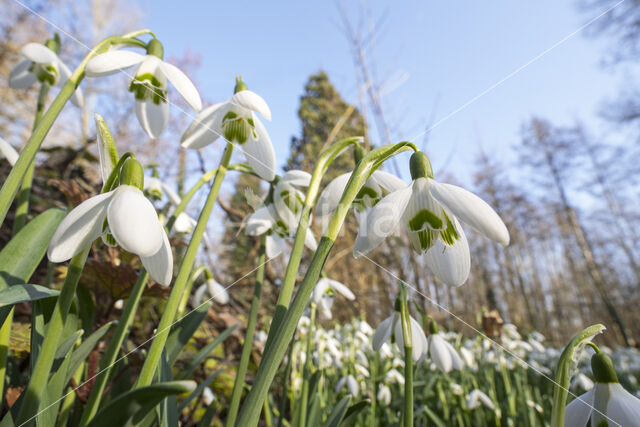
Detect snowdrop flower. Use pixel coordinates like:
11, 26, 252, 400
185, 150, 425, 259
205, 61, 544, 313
429, 333, 464, 373
372, 311, 428, 362
9, 35, 83, 107
144, 176, 181, 205
335, 375, 359, 396
181, 77, 274, 181
466, 390, 495, 410
311, 278, 355, 320
246, 171, 317, 257
377, 385, 392, 405
47, 159, 172, 285
113, 299, 124, 310
358, 321, 374, 335
193, 278, 229, 306
202, 387, 215, 406
565, 352, 640, 426
354, 364, 370, 377
316, 169, 406, 220
86, 39, 201, 139
450, 383, 464, 396
385, 369, 405, 385
354, 152, 509, 286
0, 137, 18, 166
460, 346, 475, 368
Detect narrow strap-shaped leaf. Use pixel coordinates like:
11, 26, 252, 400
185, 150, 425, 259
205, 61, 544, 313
322, 396, 352, 427
306, 394, 323, 427
176, 324, 238, 380
341, 399, 370, 426
177, 369, 222, 412
86, 381, 196, 427
166, 302, 211, 365
0, 284, 59, 308
159, 349, 177, 427
64, 321, 116, 384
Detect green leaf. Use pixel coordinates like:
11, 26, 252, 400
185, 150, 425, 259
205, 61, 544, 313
341, 399, 370, 426
0, 284, 59, 308
87, 381, 196, 427
176, 324, 238, 380
159, 349, 177, 427
0, 208, 65, 325
422, 405, 447, 427
322, 396, 352, 427
166, 302, 211, 365
177, 369, 222, 412
306, 394, 323, 427
65, 321, 116, 384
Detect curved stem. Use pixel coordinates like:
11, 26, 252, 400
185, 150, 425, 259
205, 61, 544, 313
226, 235, 266, 427
136, 142, 234, 387
236, 142, 415, 426
0, 32, 151, 227
15, 246, 90, 426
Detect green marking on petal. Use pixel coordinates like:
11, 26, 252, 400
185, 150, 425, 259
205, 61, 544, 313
31, 63, 58, 85
439, 214, 460, 246
128, 72, 167, 104
416, 229, 436, 251
408, 209, 443, 231
221, 112, 256, 144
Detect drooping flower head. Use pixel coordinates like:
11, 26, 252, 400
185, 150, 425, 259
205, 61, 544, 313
311, 278, 356, 320
9, 34, 83, 107
86, 39, 202, 139
0, 136, 19, 166
427, 319, 464, 373
181, 77, 275, 181
193, 278, 230, 306
355, 151, 509, 286
372, 305, 428, 362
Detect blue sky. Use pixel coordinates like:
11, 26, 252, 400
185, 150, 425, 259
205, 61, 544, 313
145, 0, 621, 186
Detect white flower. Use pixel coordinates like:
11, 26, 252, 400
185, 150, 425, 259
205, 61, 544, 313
47, 184, 172, 285
181, 80, 274, 181
245, 171, 317, 257
202, 387, 215, 406
466, 390, 495, 410
385, 369, 405, 385
311, 278, 355, 320
193, 278, 229, 306
565, 382, 640, 426
85, 41, 202, 139
429, 333, 464, 373
377, 385, 392, 405
354, 165, 509, 286
316, 170, 406, 217
372, 312, 428, 362
335, 375, 359, 396
451, 383, 464, 396
0, 137, 19, 166
143, 176, 181, 205
459, 346, 476, 368
9, 41, 83, 107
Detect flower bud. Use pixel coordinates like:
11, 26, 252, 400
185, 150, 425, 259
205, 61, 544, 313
410, 151, 434, 180
591, 352, 618, 383
146, 39, 164, 59
118, 158, 144, 190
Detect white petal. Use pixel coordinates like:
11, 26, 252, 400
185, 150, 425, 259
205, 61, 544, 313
193, 284, 207, 306
85, 50, 145, 77
372, 314, 395, 352
0, 137, 19, 166
180, 103, 225, 149
430, 334, 453, 373
605, 383, 640, 426
425, 220, 470, 286
371, 171, 407, 193
21, 43, 58, 64
207, 279, 230, 305
393, 315, 425, 362
353, 185, 412, 258
564, 389, 594, 427
328, 279, 355, 300
274, 181, 303, 232
140, 230, 173, 286
316, 173, 351, 217
8, 59, 37, 89
242, 116, 275, 181
266, 234, 286, 258
56, 60, 83, 107
429, 180, 510, 246
48, 191, 114, 262
231, 90, 271, 120
304, 228, 317, 251
159, 61, 202, 111
346, 376, 358, 396
135, 99, 168, 139
281, 170, 311, 187
312, 279, 330, 303
107, 186, 164, 257
246, 206, 276, 236
173, 212, 195, 234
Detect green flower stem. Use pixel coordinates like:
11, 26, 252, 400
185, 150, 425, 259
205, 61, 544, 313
136, 142, 234, 388
264, 137, 362, 352
297, 301, 316, 427
78, 271, 149, 426
369, 352, 379, 425
550, 324, 605, 427
15, 246, 90, 426
12, 81, 51, 235
398, 284, 413, 427
236, 142, 416, 426
226, 235, 266, 427
0, 31, 151, 227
